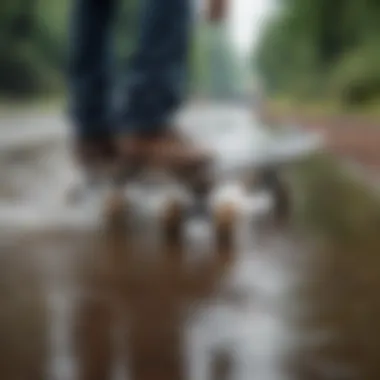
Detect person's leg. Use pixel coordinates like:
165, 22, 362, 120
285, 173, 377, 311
67, 0, 117, 168
117, 0, 210, 167
118, 0, 191, 134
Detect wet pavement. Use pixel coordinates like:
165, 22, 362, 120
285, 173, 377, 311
0, 221, 304, 380
1, 108, 380, 380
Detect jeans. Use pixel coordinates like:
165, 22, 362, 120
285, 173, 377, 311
68, 0, 191, 139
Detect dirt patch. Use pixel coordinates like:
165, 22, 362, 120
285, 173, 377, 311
260, 108, 380, 172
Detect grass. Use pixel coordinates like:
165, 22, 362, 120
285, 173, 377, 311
293, 155, 380, 244
267, 96, 380, 120
0, 94, 65, 114
290, 154, 380, 379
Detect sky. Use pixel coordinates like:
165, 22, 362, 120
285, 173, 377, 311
227, 0, 275, 57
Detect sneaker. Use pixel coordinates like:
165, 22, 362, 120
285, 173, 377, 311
116, 134, 151, 163
64, 137, 118, 203
117, 128, 210, 170
73, 136, 117, 174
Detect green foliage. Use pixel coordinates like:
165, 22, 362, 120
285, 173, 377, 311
0, 0, 242, 99
328, 42, 380, 106
0, 0, 140, 98
115, 0, 139, 63
0, 42, 59, 98
190, 23, 209, 94
255, 0, 380, 106
192, 23, 245, 98
0, 0, 67, 97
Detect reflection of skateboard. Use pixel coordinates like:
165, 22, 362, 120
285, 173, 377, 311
103, 157, 215, 244
102, 129, 323, 248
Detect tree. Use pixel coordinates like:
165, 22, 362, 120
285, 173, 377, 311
254, 0, 380, 105
192, 22, 244, 99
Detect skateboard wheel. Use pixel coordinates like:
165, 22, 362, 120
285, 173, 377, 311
103, 189, 128, 227
214, 201, 237, 249
257, 169, 291, 225
242, 171, 257, 190
161, 199, 184, 246
272, 178, 291, 225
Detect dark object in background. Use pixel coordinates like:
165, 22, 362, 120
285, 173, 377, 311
10, 14, 33, 39
208, 0, 228, 22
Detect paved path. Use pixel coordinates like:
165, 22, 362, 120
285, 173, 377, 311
0, 106, 351, 380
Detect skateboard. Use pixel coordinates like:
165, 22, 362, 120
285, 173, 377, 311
96, 126, 324, 249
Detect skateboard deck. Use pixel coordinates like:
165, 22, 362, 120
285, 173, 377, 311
65, 105, 324, 249
93, 125, 324, 249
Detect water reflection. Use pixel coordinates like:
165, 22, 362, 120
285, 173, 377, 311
73, 213, 236, 380
0, 202, 301, 380
0, 121, 300, 380
3, 110, 380, 380
0, 238, 48, 380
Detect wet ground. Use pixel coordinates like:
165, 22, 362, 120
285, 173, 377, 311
1, 109, 380, 380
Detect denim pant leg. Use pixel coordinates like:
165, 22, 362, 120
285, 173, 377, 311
118, 0, 191, 134
67, 0, 117, 139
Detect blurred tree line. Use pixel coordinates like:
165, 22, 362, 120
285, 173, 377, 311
255, 0, 380, 107
191, 22, 244, 99
0, 0, 67, 97
0, 0, 241, 100
0, 0, 140, 99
